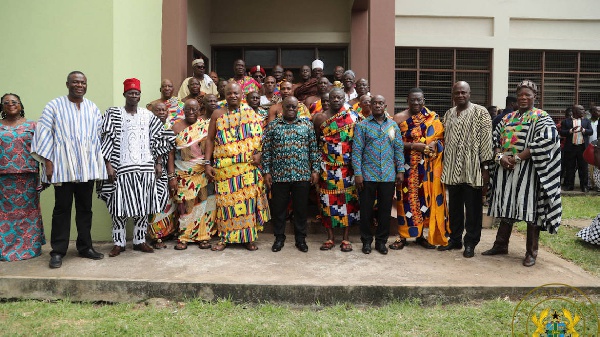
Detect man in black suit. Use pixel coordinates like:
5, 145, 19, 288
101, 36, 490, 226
561, 104, 594, 192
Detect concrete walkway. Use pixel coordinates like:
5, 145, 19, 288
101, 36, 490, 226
1, 227, 598, 305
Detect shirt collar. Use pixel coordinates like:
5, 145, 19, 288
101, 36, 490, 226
277, 116, 301, 124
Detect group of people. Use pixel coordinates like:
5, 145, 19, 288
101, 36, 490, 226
4, 55, 593, 271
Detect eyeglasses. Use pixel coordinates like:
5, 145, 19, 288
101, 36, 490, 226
2, 100, 20, 105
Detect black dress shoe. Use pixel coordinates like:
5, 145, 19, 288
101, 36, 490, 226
362, 243, 372, 254
375, 243, 388, 255
78, 248, 104, 260
437, 241, 463, 251
272, 240, 285, 252
463, 246, 475, 258
49, 254, 63, 269
295, 241, 308, 253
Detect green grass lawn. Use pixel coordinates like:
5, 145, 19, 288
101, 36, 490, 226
561, 195, 600, 219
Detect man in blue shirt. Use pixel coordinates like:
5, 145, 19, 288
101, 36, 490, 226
262, 96, 320, 252
352, 95, 405, 255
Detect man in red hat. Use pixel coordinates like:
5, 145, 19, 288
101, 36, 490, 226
250, 65, 266, 87
98, 78, 175, 257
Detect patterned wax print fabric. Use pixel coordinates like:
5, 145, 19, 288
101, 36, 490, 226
98, 107, 174, 217
395, 107, 449, 246
577, 214, 600, 245
319, 108, 361, 228
213, 104, 269, 243
309, 99, 323, 116
174, 119, 216, 243
488, 108, 562, 233
0, 121, 45, 261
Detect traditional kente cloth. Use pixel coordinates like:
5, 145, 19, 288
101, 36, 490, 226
165, 96, 185, 127
229, 76, 261, 95
260, 94, 281, 111
213, 104, 269, 243
319, 108, 361, 228
395, 107, 449, 245
174, 119, 216, 243
98, 107, 174, 217
309, 99, 323, 116
488, 108, 562, 233
0, 121, 45, 261
294, 78, 318, 102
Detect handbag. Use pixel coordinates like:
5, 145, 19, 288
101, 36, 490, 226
583, 140, 600, 168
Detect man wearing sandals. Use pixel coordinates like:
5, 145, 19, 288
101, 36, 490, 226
204, 83, 270, 251
312, 87, 361, 252
389, 88, 449, 251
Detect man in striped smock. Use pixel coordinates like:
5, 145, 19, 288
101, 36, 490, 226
439, 81, 493, 258
483, 80, 562, 267
32, 71, 108, 269
98, 78, 174, 257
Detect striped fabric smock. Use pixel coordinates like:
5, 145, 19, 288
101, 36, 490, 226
32, 96, 107, 183
488, 108, 562, 233
97, 107, 174, 217
352, 115, 405, 182
441, 103, 494, 187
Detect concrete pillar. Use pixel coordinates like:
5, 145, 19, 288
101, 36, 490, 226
161, 0, 188, 89
367, 0, 395, 103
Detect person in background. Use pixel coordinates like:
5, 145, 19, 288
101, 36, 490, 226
0, 93, 45, 261
561, 104, 593, 192
492, 95, 517, 131
250, 65, 266, 87
229, 59, 261, 95
209, 71, 219, 85
177, 58, 217, 100
284, 70, 294, 83
260, 76, 281, 111
146, 79, 185, 127
587, 105, 599, 191
32, 71, 107, 269
342, 70, 357, 101
486, 106, 497, 119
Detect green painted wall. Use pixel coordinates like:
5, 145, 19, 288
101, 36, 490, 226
0, 0, 163, 242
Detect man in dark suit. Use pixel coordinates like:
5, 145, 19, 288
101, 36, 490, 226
561, 104, 594, 192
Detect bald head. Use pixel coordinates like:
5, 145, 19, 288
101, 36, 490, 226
282, 96, 299, 121
224, 82, 242, 107
452, 81, 471, 108
160, 79, 174, 98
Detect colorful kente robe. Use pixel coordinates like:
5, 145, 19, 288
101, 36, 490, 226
165, 96, 185, 127
396, 107, 448, 245
0, 121, 45, 261
229, 76, 261, 95
488, 108, 562, 233
174, 119, 216, 243
319, 108, 361, 228
309, 99, 323, 116
213, 104, 270, 243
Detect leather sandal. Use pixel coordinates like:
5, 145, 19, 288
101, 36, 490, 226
416, 236, 436, 249
211, 242, 226, 251
198, 241, 211, 249
245, 242, 258, 251
340, 240, 353, 252
153, 240, 167, 249
389, 239, 407, 250
320, 240, 335, 251
174, 242, 188, 250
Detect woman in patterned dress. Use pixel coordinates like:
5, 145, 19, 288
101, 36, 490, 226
0, 93, 45, 261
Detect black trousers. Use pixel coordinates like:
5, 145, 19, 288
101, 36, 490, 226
447, 184, 482, 247
51, 181, 95, 256
359, 181, 395, 245
271, 181, 310, 243
564, 144, 588, 189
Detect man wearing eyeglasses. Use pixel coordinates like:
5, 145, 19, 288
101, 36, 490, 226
177, 58, 217, 100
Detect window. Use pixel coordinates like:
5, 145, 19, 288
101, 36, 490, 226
212, 46, 348, 81
508, 50, 600, 116
394, 48, 492, 115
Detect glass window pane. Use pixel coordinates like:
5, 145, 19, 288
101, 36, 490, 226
419, 71, 453, 115
281, 49, 315, 68
394, 70, 417, 113
245, 49, 277, 68
395, 48, 417, 69
509, 50, 542, 71
543, 73, 576, 114
545, 51, 577, 72
214, 48, 243, 80
317, 49, 346, 77
420, 49, 453, 70
456, 50, 491, 71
